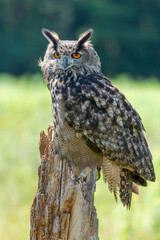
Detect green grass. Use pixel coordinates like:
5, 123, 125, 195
0, 73, 160, 240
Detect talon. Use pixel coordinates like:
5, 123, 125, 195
76, 173, 85, 181
76, 167, 91, 181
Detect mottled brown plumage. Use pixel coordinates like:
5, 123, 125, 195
40, 28, 156, 208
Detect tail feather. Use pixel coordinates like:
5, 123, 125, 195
102, 158, 147, 208
102, 158, 120, 201
119, 169, 132, 209
131, 173, 147, 186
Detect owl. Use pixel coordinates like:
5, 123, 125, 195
39, 28, 156, 208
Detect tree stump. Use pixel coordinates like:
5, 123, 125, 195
30, 126, 99, 240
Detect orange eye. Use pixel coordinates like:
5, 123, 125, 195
53, 52, 61, 58
72, 52, 81, 59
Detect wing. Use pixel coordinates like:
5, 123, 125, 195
63, 72, 155, 182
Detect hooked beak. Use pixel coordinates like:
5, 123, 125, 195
62, 57, 69, 69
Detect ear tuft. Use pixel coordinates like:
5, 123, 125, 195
42, 28, 59, 50
77, 29, 93, 50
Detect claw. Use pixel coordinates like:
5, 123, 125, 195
76, 167, 91, 181
76, 172, 85, 181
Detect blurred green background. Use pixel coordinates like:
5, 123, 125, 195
0, 0, 160, 239
1, 0, 160, 77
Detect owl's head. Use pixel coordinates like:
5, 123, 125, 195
40, 28, 101, 77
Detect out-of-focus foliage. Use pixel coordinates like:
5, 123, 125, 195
0, 0, 160, 77
0, 74, 160, 239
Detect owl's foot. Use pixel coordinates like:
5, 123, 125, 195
76, 167, 91, 181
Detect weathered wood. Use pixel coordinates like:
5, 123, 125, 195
30, 126, 99, 240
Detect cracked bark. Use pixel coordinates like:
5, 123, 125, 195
30, 126, 99, 240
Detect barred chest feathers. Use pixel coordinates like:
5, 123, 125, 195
49, 70, 102, 169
